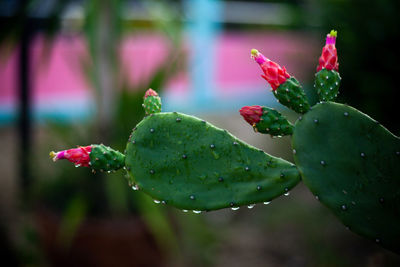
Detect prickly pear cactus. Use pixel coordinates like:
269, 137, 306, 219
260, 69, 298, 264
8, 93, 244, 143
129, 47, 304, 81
292, 102, 400, 252
242, 30, 399, 253
126, 112, 299, 211
50, 30, 400, 253
51, 89, 301, 211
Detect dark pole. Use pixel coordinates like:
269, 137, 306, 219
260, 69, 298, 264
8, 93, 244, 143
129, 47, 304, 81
18, 15, 32, 198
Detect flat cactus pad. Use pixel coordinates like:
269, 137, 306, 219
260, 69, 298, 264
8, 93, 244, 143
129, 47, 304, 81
292, 102, 400, 252
125, 112, 300, 211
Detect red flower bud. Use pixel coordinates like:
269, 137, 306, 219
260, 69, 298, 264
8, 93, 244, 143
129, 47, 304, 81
317, 30, 339, 72
144, 88, 159, 99
239, 105, 263, 126
50, 145, 92, 167
251, 49, 290, 91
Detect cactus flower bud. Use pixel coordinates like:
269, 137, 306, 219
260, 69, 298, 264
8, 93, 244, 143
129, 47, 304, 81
50, 146, 92, 167
240, 105, 294, 136
50, 144, 125, 172
144, 88, 159, 98
143, 88, 162, 115
317, 30, 338, 72
251, 49, 290, 91
239, 105, 263, 126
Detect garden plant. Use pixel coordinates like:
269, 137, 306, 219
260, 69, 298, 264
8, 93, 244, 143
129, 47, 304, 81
50, 31, 400, 253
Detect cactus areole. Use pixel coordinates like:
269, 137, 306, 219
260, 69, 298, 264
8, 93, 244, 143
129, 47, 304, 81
51, 31, 400, 254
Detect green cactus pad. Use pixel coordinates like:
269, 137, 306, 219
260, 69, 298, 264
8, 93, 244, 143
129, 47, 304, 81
314, 69, 341, 102
89, 144, 125, 172
254, 107, 293, 136
292, 102, 400, 252
125, 112, 301, 211
143, 95, 162, 115
274, 77, 310, 114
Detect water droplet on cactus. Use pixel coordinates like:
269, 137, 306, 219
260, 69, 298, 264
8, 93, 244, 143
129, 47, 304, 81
231, 207, 240, 211
193, 210, 201, 214
341, 204, 347, 211
154, 200, 161, 204
190, 195, 195, 200
247, 204, 255, 209
263, 201, 270, 205
182, 210, 188, 212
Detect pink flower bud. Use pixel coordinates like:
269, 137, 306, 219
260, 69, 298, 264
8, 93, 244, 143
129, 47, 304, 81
251, 49, 290, 90
317, 30, 339, 72
239, 105, 263, 126
50, 145, 92, 167
144, 88, 159, 99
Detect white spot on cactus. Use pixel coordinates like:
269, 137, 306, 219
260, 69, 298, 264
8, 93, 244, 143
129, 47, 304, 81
182, 210, 188, 212
153, 199, 161, 204
263, 201, 270, 205
190, 195, 195, 200
247, 204, 255, 209
193, 210, 201, 214
231, 207, 240, 211
341, 204, 347, 211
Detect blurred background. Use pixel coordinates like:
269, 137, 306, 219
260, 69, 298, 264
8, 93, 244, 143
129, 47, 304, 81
1, 0, 400, 266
